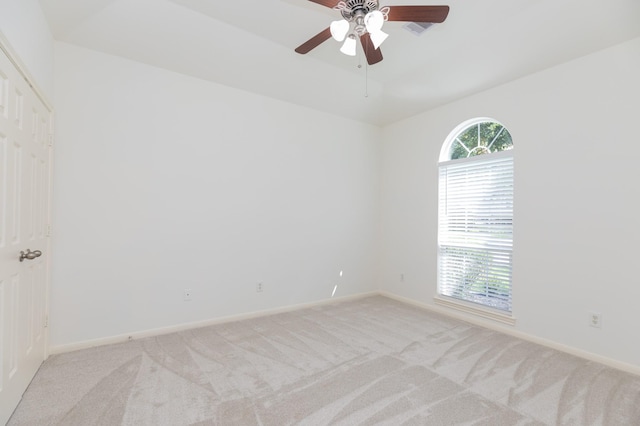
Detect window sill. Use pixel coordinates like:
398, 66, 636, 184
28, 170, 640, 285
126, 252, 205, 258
433, 295, 516, 326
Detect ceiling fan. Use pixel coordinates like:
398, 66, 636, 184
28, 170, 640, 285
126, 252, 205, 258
295, 0, 450, 65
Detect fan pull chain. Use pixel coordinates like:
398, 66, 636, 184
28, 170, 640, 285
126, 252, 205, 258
365, 60, 369, 98
356, 48, 369, 98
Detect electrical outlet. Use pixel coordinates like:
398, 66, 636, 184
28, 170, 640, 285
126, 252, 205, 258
183, 289, 192, 301
256, 282, 263, 293
589, 312, 602, 328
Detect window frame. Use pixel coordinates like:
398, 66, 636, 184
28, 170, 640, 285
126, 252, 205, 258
436, 118, 515, 325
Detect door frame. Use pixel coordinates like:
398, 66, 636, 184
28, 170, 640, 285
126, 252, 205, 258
0, 31, 54, 360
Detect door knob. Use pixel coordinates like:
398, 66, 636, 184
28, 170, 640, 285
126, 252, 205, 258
19, 249, 42, 262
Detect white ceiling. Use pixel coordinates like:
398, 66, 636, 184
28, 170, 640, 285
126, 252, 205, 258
39, 0, 640, 125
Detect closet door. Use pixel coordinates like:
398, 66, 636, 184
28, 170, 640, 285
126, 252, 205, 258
0, 44, 52, 425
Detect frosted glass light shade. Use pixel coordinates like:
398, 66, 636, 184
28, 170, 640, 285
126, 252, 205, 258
340, 34, 357, 56
364, 10, 384, 32
369, 30, 388, 49
330, 20, 349, 42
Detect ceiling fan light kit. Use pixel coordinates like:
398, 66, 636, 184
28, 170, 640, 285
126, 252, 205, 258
340, 34, 358, 56
369, 29, 388, 49
296, 0, 450, 65
331, 2, 390, 54
330, 19, 350, 41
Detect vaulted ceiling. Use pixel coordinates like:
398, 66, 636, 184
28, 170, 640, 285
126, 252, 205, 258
39, 0, 640, 125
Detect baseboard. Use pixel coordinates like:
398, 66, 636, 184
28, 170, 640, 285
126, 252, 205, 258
380, 291, 640, 377
49, 289, 640, 377
48, 291, 379, 355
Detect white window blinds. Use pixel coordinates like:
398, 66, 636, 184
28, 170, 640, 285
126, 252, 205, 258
438, 151, 513, 312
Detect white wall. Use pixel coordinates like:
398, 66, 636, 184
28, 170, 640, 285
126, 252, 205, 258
9, 1, 639, 370
380, 36, 640, 368
0, 0, 54, 99
51, 43, 381, 348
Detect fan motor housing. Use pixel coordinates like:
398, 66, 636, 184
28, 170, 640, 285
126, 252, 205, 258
340, 0, 379, 20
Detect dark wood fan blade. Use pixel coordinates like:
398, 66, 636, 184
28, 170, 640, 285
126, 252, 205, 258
360, 33, 383, 65
295, 28, 332, 54
307, 0, 338, 8
386, 5, 450, 23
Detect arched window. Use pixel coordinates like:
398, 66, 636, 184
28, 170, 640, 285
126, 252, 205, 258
438, 118, 514, 316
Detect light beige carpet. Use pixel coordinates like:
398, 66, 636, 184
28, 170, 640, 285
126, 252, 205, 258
8, 296, 640, 425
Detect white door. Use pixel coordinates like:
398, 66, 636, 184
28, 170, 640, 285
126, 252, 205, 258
0, 44, 52, 425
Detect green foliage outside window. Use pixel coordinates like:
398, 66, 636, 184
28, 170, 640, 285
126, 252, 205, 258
449, 121, 513, 160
